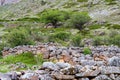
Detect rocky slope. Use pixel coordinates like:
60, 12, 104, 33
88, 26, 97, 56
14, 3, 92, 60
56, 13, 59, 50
0, 0, 120, 24
0, 0, 21, 5
1, 43, 120, 80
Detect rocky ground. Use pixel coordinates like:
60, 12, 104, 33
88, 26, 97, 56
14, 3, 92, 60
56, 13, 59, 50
0, 43, 120, 80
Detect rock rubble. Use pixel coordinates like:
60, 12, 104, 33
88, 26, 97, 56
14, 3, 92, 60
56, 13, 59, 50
1, 43, 120, 80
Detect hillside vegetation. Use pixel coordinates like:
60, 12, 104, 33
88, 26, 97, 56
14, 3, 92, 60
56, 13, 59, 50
0, 0, 120, 77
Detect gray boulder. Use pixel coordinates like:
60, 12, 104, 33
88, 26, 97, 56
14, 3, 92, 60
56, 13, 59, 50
42, 62, 59, 70
56, 62, 71, 69
108, 56, 120, 67
0, 73, 11, 80
94, 75, 112, 80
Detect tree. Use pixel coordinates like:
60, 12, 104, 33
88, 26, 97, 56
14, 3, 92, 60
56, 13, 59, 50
65, 12, 91, 30
39, 9, 70, 27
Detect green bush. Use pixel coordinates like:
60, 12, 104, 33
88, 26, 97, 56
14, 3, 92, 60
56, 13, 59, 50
109, 35, 120, 47
39, 9, 70, 26
3, 28, 34, 47
49, 32, 71, 42
93, 36, 105, 46
71, 34, 82, 47
83, 47, 92, 55
111, 24, 120, 29
65, 12, 91, 30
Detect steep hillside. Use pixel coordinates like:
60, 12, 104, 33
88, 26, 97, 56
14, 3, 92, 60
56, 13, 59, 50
0, 0, 120, 24
0, 0, 21, 5
0, 0, 120, 78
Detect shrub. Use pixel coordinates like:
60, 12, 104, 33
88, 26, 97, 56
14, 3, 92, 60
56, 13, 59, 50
93, 36, 118, 46
3, 28, 34, 47
93, 36, 104, 46
111, 24, 120, 29
49, 32, 71, 42
71, 34, 82, 47
39, 9, 70, 26
83, 47, 92, 55
65, 12, 91, 30
109, 35, 120, 47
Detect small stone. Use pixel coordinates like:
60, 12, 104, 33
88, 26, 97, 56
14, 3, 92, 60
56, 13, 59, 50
40, 74, 53, 80
56, 62, 71, 69
115, 76, 120, 80
52, 72, 75, 80
81, 60, 96, 66
34, 70, 48, 75
43, 51, 49, 59
20, 73, 34, 79
109, 74, 115, 80
61, 66, 77, 75
75, 69, 100, 77
79, 78, 89, 80
42, 62, 59, 70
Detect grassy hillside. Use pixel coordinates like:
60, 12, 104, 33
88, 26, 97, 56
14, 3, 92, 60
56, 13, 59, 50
0, 0, 120, 24
0, 0, 120, 73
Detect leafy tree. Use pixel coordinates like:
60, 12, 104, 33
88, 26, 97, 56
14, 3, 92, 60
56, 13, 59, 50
39, 9, 70, 27
65, 12, 91, 30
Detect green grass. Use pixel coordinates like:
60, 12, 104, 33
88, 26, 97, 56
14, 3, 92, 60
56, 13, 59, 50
1, 52, 36, 65
83, 47, 92, 55
77, 0, 88, 2
88, 24, 101, 30
0, 52, 45, 72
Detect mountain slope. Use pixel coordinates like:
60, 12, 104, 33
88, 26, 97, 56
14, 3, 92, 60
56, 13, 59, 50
0, 0, 21, 5
0, 0, 120, 24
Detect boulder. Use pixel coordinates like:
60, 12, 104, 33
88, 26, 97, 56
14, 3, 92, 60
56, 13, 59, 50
100, 66, 120, 74
94, 75, 112, 80
42, 62, 59, 70
0, 73, 11, 80
108, 56, 120, 67
40, 74, 53, 80
56, 62, 71, 69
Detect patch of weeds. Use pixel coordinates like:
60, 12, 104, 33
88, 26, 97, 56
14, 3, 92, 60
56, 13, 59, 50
71, 34, 83, 47
49, 31, 71, 42
35, 54, 45, 65
77, 0, 88, 2
1, 52, 36, 65
88, 24, 101, 30
63, 2, 78, 8
83, 47, 92, 55
105, 0, 116, 5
